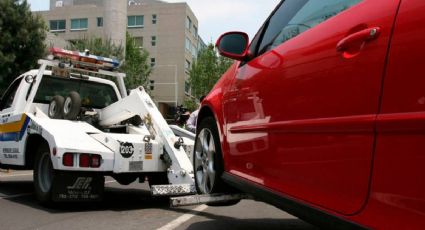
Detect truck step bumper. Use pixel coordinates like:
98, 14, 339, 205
151, 184, 196, 196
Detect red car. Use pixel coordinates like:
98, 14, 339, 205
193, 0, 425, 229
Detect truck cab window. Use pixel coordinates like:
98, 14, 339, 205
0, 78, 22, 111
34, 76, 119, 109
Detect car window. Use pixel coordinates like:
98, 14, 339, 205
0, 78, 22, 111
257, 0, 362, 55
34, 76, 119, 109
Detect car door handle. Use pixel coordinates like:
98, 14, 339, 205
336, 27, 381, 52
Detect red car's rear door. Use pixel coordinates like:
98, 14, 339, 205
225, 0, 400, 215
357, 0, 425, 227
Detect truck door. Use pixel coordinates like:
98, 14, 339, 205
225, 0, 400, 215
0, 77, 30, 166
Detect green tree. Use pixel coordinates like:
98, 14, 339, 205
69, 37, 124, 60
0, 0, 46, 94
68, 33, 151, 91
183, 98, 198, 111
121, 33, 151, 90
189, 44, 233, 98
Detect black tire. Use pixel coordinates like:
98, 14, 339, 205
112, 174, 139, 186
194, 117, 240, 206
48, 95, 65, 119
33, 144, 55, 205
63, 91, 81, 120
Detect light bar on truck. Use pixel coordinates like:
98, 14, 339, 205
49, 47, 120, 71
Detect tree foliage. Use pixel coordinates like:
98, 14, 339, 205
68, 33, 151, 91
121, 33, 151, 90
69, 37, 124, 60
183, 98, 198, 112
0, 0, 46, 93
189, 44, 233, 98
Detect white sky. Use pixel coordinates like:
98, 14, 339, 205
27, 0, 281, 43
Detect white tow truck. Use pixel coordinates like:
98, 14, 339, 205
0, 48, 200, 203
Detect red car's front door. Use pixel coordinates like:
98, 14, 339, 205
224, 0, 400, 215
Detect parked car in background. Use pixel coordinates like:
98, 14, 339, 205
193, 0, 425, 229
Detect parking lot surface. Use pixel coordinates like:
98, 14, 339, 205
0, 170, 317, 230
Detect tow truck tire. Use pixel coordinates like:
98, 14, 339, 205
63, 91, 81, 120
34, 144, 55, 205
113, 174, 138, 185
48, 95, 65, 119
194, 117, 240, 206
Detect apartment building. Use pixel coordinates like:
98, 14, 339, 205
37, 0, 205, 113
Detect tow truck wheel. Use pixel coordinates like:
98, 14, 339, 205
48, 95, 65, 119
63, 91, 81, 120
112, 174, 138, 185
34, 144, 55, 204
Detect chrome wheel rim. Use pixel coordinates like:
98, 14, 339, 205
194, 128, 216, 194
64, 97, 72, 114
38, 153, 53, 193
49, 101, 57, 117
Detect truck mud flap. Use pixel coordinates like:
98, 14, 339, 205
52, 172, 105, 202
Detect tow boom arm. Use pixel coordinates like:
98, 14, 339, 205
99, 87, 196, 195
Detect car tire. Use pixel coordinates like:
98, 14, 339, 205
194, 117, 240, 206
63, 91, 81, 120
48, 95, 65, 119
33, 144, 55, 205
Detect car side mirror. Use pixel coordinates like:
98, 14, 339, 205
216, 32, 249, 61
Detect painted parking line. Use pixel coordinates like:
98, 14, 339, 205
156, 204, 208, 230
0, 193, 33, 199
0, 172, 33, 178
105, 180, 117, 184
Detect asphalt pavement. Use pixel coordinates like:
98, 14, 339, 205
0, 170, 318, 230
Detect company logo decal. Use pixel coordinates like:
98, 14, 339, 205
120, 142, 135, 158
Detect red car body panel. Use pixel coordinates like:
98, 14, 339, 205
199, 0, 425, 228
351, 0, 425, 229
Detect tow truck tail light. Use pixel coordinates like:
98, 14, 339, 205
79, 154, 91, 168
91, 154, 102, 168
63, 153, 74, 167
63, 153, 102, 168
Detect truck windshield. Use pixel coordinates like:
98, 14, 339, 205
34, 75, 118, 109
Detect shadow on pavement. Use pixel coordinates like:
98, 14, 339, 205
170, 207, 319, 230
0, 180, 33, 196
185, 219, 318, 230
0, 179, 170, 213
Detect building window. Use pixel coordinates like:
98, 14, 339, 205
134, 36, 143, 48
185, 60, 191, 71
151, 36, 156, 46
186, 16, 192, 30
150, 58, 156, 67
193, 25, 198, 35
185, 81, 190, 94
152, 14, 157, 24
185, 37, 191, 51
128, 15, 144, 28
149, 80, 155, 91
49, 20, 66, 32
97, 17, 103, 27
70, 18, 88, 30
191, 45, 197, 57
